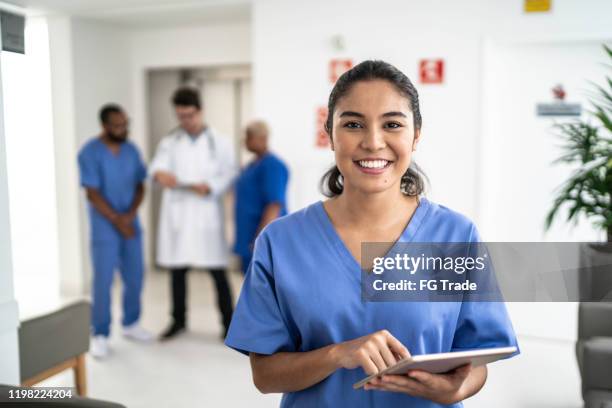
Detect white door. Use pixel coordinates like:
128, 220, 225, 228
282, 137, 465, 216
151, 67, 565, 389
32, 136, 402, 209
480, 40, 611, 242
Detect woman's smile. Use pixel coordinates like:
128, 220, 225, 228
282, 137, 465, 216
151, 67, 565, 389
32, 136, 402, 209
353, 158, 394, 174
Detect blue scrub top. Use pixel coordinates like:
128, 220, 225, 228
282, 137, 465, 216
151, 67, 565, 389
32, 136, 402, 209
225, 197, 519, 407
233, 152, 289, 258
78, 138, 147, 242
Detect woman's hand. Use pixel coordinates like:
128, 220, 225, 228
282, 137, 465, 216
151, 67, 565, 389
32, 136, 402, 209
331, 330, 410, 375
364, 364, 482, 405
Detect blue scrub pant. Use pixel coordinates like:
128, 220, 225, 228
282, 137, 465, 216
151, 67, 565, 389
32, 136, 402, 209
90, 234, 144, 337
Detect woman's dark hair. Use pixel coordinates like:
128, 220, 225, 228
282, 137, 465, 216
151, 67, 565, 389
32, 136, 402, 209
320, 60, 426, 197
172, 87, 201, 110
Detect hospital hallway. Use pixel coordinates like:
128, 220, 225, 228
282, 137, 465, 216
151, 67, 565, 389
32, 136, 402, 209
33, 269, 582, 408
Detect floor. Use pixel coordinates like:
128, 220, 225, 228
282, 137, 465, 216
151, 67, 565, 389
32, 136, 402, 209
41, 270, 584, 408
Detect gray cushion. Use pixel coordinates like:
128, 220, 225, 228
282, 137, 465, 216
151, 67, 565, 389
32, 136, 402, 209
578, 303, 612, 340
18, 300, 90, 382
583, 337, 612, 392
584, 389, 612, 408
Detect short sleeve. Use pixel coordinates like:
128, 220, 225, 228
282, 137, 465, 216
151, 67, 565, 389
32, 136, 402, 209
451, 224, 520, 356
207, 135, 237, 197
133, 146, 147, 183
77, 146, 100, 189
225, 230, 298, 356
262, 158, 289, 206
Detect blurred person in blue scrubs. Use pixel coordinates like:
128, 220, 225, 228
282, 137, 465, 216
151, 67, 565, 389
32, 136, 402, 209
234, 120, 289, 274
225, 61, 519, 407
78, 104, 153, 360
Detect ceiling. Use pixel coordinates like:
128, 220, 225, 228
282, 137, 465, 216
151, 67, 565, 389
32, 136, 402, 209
3, 0, 251, 27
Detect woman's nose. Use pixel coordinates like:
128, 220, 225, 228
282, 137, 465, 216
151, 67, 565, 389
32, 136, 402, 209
360, 129, 386, 151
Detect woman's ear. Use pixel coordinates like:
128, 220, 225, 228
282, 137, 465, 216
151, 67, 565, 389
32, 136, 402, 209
412, 128, 421, 152
326, 127, 334, 151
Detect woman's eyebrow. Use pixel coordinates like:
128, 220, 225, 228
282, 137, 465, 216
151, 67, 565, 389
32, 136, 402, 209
339, 111, 407, 118
381, 111, 407, 118
339, 111, 365, 118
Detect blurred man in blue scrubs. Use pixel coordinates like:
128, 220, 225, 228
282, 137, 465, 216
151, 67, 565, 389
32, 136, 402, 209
78, 104, 153, 359
234, 120, 289, 274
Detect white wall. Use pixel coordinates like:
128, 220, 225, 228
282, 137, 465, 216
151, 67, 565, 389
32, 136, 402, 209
47, 15, 82, 297
0, 6, 21, 385
3, 16, 61, 312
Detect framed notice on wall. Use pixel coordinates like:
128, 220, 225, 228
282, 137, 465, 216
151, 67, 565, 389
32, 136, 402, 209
1, 11, 25, 54
329, 59, 353, 84
419, 59, 444, 84
524, 0, 551, 13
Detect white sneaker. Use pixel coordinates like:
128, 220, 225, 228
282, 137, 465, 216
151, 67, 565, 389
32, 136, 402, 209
90, 335, 110, 359
122, 323, 154, 343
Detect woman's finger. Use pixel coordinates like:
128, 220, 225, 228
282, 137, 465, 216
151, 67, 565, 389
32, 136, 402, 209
451, 363, 472, 379
373, 379, 423, 395
378, 343, 398, 367
406, 370, 436, 387
358, 352, 380, 375
368, 349, 388, 372
384, 332, 410, 359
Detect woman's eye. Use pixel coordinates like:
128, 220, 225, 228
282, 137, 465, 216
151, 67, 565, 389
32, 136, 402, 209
385, 122, 403, 129
344, 122, 363, 129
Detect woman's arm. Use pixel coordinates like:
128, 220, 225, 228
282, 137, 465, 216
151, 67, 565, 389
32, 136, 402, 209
250, 330, 410, 394
250, 344, 337, 393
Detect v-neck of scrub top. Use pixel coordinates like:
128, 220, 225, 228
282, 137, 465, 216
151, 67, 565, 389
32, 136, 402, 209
99, 138, 125, 158
313, 197, 431, 281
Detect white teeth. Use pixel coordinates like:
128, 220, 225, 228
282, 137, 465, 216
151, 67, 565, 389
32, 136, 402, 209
358, 160, 389, 169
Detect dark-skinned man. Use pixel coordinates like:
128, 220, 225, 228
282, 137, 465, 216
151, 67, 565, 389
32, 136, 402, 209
78, 104, 153, 359
234, 120, 289, 274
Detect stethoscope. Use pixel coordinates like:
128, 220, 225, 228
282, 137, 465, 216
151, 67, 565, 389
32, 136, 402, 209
171, 126, 216, 159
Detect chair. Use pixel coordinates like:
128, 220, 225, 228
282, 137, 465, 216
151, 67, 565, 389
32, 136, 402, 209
576, 302, 612, 408
19, 300, 90, 395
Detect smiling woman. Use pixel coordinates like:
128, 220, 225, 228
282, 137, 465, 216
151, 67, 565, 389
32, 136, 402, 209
225, 60, 519, 408
321, 60, 426, 198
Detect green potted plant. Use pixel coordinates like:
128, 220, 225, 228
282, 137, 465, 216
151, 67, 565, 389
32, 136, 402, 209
545, 45, 612, 243
545, 45, 612, 304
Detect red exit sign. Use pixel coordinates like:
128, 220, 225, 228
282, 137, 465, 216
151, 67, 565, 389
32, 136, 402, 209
419, 59, 444, 84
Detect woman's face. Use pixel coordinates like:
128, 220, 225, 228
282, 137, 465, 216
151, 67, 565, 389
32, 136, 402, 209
330, 79, 420, 196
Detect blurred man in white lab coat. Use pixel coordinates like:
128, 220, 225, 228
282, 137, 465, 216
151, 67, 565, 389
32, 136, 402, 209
150, 87, 236, 340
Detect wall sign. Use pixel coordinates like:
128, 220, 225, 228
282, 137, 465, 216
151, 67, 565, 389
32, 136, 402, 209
329, 59, 352, 84
1, 11, 25, 54
419, 59, 444, 84
536, 84, 581, 117
524, 0, 552, 13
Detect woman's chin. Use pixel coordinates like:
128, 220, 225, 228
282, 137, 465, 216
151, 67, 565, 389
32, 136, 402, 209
348, 181, 399, 196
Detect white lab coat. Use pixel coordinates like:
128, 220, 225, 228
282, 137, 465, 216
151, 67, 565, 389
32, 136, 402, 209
149, 127, 236, 268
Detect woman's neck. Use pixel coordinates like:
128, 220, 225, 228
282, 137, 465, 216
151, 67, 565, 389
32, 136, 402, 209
329, 183, 417, 229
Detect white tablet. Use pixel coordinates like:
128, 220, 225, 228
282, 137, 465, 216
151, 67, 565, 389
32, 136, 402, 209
353, 346, 517, 389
